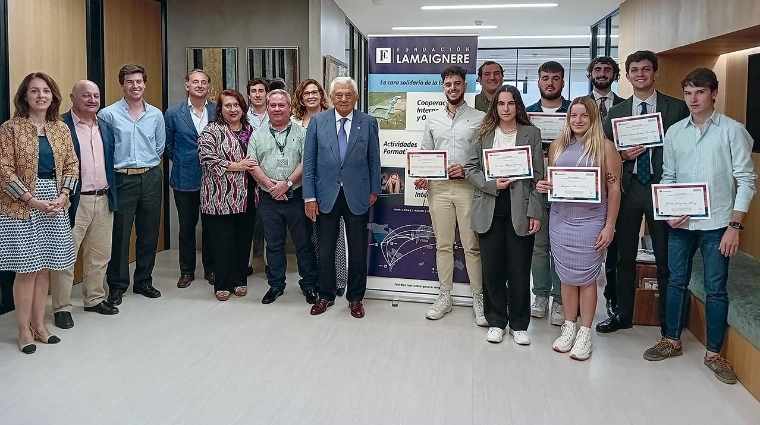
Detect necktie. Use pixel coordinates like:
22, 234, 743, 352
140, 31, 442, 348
636, 102, 651, 184
598, 96, 608, 122
338, 117, 348, 162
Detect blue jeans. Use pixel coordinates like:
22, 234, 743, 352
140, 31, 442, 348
664, 227, 730, 353
531, 207, 561, 303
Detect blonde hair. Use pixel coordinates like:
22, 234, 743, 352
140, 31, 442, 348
548, 96, 607, 179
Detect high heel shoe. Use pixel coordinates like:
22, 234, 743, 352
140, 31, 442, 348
18, 340, 37, 354
31, 327, 61, 344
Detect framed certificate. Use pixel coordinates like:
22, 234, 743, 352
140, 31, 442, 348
652, 183, 711, 220
406, 150, 448, 180
483, 146, 533, 181
611, 112, 665, 150
547, 167, 601, 203
527, 112, 566, 142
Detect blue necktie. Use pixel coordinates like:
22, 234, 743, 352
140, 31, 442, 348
338, 117, 348, 162
636, 102, 651, 184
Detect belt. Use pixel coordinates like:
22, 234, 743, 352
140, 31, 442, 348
116, 167, 152, 175
81, 188, 109, 196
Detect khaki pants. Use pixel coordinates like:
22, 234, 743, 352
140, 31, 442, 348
427, 179, 482, 293
51, 194, 113, 312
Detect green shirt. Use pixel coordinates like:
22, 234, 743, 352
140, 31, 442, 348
247, 122, 305, 189
474, 91, 493, 113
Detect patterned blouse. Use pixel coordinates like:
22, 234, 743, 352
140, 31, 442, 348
0, 117, 79, 219
198, 121, 252, 215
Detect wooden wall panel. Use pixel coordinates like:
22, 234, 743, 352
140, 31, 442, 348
7, 0, 87, 114
103, 0, 165, 254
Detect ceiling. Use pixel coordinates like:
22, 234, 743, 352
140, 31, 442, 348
334, 0, 622, 48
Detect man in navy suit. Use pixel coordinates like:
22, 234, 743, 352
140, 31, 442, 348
164, 69, 216, 289
302, 77, 381, 318
51, 80, 119, 329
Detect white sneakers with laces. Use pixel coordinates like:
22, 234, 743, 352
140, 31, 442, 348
486, 327, 504, 343
530, 296, 549, 318
550, 301, 564, 326
472, 293, 488, 326
509, 329, 531, 345
426, 291, 452, 320
553, 320, 577, 353
570, 326, 592, 361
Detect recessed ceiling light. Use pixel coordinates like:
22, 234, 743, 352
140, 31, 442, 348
422, 3, 558, 10
392, 25, 498, 31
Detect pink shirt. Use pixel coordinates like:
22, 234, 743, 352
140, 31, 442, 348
71, 110, 108, 192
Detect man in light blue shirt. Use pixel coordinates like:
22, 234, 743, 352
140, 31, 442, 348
643, 68, 756, 386
98, 64, 166, 305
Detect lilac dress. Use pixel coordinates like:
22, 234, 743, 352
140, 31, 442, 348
549, 139, 607, 286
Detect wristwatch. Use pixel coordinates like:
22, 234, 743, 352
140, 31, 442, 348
286, 179, 293, 188
728, 221, 744, 230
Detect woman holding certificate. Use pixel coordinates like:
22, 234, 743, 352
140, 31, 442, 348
465, 86, 544, 346
536, 96, 621, 360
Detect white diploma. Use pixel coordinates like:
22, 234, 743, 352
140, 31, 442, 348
612, 112, 665, 150
406, 150, 448, 180
483, 146, 533, 180
548, 167, 601, 203
528, 113, 566, 142
652, 183, 711, 220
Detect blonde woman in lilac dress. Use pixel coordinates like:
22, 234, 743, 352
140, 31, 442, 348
537, 96, 621, 360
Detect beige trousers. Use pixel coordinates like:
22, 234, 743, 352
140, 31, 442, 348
51, 194, 113, 312
427, 179, 482, 293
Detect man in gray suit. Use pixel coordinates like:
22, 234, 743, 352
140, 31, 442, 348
597, 50, 689, 335
164, 69, 216, 289
302, 77, 381, 318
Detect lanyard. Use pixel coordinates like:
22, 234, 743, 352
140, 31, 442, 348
270, 126, 291, 155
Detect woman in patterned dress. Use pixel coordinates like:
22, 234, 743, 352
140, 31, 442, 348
198, 89, 257, 301
0, 73, 79, 354
537, 96, 621, 361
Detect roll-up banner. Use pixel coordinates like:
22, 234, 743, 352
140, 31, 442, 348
365, 35, 479, 304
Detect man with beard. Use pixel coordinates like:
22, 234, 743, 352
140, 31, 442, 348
597, 50, 688, 334
587, 56, 625, 317
414, 66, 486, 326
526, 61, 571, 326
474, 61, 504, 112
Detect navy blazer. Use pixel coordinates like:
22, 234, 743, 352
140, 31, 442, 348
62, 111, 118, 228
302, 109, 382, 215
165, 101, 216, 191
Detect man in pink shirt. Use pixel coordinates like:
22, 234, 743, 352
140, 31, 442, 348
51, 80, 119, 329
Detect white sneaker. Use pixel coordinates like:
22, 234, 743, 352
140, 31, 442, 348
552, 320, 577, 353
486, 327, 504, 343
509, 329, 531, 345
530, 296, 549, 318
426, 291, 452, 320
550, 302, 564, 326
570, 326, 593, 361
472, 293, 488, 327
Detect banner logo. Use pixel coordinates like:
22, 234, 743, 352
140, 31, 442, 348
376, 48, 392, 64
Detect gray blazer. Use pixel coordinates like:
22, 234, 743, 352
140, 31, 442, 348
465, 124, 545, 235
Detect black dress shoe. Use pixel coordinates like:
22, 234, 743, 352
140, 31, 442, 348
596, 314, 633, 334
107, 290, 124, 306
54, 311, 74, 329
204, 272, 216, 286
336, 287, 345, 297
606, 299, 616, 317
261, 288, 284, 304
84, 301, 119, 315
133, 285, 161, 298
303, 288, 318, 304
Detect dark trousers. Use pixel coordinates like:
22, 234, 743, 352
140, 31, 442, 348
107, 166, 162, 292
478, 190, 535, 331
316, 189, 369, 302
615, 179, 669, 333
258, 188, 318, 291
173, 189, 214, 276
203, 212, 251, 292
238, 180, 258, 286
603, 238, 618, 305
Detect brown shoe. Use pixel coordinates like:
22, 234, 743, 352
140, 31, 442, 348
704, 354, 737, 384
215, 290, 231, 301
310, 298, 334, 315
204, 272, 216, 286
177, 274, 194, 288
349, 301, 365, 318
643, 337, 683, 361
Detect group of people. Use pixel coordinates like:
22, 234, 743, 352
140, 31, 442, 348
0, 50, 755, 386
414, 50, 754, 383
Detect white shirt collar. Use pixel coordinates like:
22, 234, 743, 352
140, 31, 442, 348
593, 89, 612, 100
336, 109, 354, 122
633, 91, 657, 108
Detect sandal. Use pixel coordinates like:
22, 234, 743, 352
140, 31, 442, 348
234, 286, 248, 297
215, 290, 231, 301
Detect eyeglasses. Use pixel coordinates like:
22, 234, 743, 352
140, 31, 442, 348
303, 90, 320, 98
333, 93, 354, 101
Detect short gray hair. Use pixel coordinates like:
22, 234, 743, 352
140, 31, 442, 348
329, 77, 358, 96
266, 89, 292, 105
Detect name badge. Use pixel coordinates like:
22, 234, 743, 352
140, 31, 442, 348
276, 157, 289, 168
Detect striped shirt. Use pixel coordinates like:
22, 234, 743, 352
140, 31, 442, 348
662, 110, 756, 230
420, 103, 485, 166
